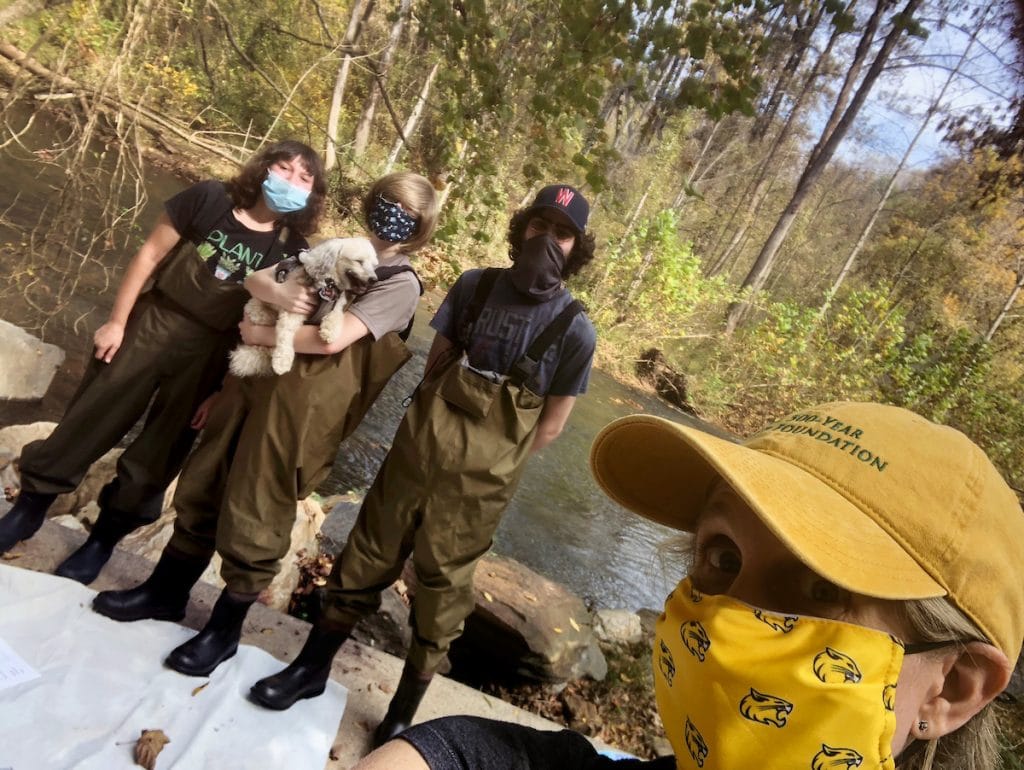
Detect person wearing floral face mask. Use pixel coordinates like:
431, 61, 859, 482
91, 172, 439, 684
247, 184, 599, 746
354, 401, 1022, 770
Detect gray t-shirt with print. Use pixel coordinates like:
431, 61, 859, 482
347, 254, 421, 340
429, 268, 596, 397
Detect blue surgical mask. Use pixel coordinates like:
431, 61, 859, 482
368, 194, 418, 242
262, 170, 311, 214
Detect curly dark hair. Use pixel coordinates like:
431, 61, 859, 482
506, 209, 596, 278
226, 140, 327, 236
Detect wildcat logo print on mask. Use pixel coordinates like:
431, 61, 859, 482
739, 688, 794, 727
653, 578, 901, 770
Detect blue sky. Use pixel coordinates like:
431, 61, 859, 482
827, 2, 1020, 170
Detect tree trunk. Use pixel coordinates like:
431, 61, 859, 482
985, 263, 1024, 342
725, 0, 923, 334
751, 3, 825, 141
352, 0, 412, 158
706, 5, 849, 276
384, 61, 439, 173
673, 121, 721, 208
817, 15, 978, 320
325, 0, 372, 170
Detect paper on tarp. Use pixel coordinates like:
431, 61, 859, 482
0, 564, 346, 769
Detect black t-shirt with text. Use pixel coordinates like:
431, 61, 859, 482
164, 180, 308, 283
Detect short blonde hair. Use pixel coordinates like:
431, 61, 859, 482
897, 597, 1001, 770
363, 172, 439, 252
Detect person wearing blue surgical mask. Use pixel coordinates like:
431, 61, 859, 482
262, 165, 314, 214
91, 172, 441, 691
0, 140, 327, 584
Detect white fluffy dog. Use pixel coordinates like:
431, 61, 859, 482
229, 237, 378, 377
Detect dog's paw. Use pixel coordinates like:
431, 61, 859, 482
270, 345, 295, 375
230, 345, 272, 377
318, 314, 342, 344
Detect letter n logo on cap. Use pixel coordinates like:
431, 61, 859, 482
555, 187, 575, 207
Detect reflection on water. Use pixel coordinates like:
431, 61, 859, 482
0, 113, 731, 613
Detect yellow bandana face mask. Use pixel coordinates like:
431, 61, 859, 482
654, 578, 902, 770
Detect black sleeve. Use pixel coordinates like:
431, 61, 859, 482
163, 180, 229, 243
282, 229, 310, 258
400, 716, 675, 770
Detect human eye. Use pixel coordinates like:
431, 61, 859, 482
798, 573, 850, 615
690, 533, 741, 594
555, 226, 575, 241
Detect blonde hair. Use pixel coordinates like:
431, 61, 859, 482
363, 171, 439, 252
896, 597, 1001, 770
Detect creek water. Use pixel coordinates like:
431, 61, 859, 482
0, 105, 725, 613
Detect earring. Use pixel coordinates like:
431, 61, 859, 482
918, 720, 929, 733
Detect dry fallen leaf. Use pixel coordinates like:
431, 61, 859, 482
483, 591, 494, 602
134, 729, 170, 770
191, 683, 208, 697
569, 617, 580, 632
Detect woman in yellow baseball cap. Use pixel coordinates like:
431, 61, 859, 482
351, 401, 1022, 770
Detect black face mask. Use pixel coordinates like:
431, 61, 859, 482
510, 234, 567, 302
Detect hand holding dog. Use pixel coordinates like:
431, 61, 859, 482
239, 316, 274, 347
273, 270, 318, 316
94, 321, 126, 363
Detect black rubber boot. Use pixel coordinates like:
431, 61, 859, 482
165, 590, 256, 677
372, 661, 433, 747
55, 512, 139, 585
92, 548, 208, 622
0, 491, 57, 553
249, 623, 352, 710
56, 487, 164, 584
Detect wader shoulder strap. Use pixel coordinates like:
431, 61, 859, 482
375, 264, 423, 341
456, 268, 501, 349
508, 299, 585, 388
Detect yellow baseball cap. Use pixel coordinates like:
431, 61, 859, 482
590, 402, 1024, 660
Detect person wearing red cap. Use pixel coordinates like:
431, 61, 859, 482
249, 184, 598, 743
351, 402, 1022, 770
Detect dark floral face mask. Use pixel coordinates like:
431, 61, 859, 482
368, 194, 418, 242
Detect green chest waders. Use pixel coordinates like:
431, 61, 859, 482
170, 269, 421, 595
325, 269, 583, 673
152, 235, 255, 331
17, 235, 267, 519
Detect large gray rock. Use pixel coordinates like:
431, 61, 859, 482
593, 608, 644, 645
404, 554, 607, 683
0, 422, 119, 519
0, 320, 64, 400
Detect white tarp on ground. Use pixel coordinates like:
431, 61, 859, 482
0, 564, 346, 769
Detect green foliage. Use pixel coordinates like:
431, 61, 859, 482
6, 0, 1021, 493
